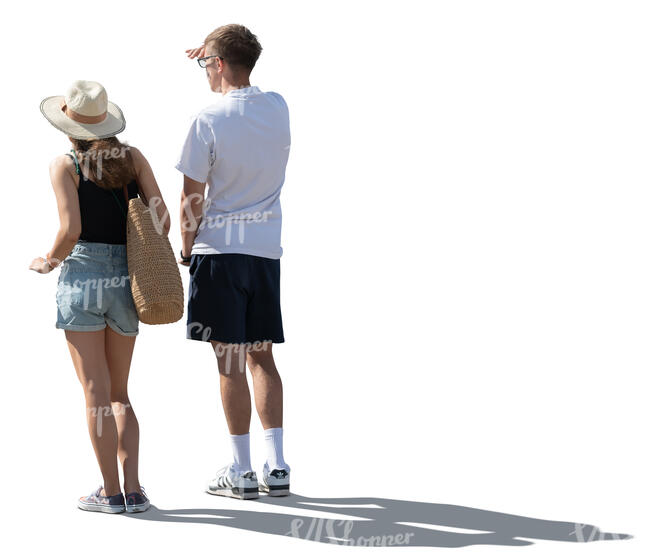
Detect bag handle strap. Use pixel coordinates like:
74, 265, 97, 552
110, 183, 130, 219
124, 148, 149, 206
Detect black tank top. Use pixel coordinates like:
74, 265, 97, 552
67, 153, 139, 245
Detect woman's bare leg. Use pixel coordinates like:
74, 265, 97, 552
65, 329, 121, 496
104, 326, 140, 495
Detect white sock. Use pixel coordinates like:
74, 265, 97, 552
230, 433, 252, 472
264, 427, 288, 471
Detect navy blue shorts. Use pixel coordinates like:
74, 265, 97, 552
187, 253, 284, 344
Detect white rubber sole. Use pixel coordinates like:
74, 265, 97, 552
126, 502, 151, 513
206, 486, 259, 500
259, 484, 290, 497
78, 502, 125, 514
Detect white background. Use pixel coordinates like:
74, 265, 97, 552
1, 0, 648, 556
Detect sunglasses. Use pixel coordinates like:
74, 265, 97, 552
197, 55, 224, 69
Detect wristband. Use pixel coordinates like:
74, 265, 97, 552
180, 250, 191, 263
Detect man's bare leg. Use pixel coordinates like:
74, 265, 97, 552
206, 341, 259, 499
247, 342, 290, 495
210, 341, 251, 435
247, 342, 283, 429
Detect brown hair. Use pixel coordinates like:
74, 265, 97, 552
70, 137, 136, 191
204, 24, 262, 72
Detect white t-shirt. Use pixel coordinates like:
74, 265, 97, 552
175, 85, 290, 259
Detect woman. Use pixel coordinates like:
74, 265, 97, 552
29, 80, 170, 513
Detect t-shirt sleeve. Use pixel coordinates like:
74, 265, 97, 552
175, 114, 215, 183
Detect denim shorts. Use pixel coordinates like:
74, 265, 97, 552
55, 240, 139, 336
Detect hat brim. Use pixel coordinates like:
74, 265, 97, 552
40, 96, 126, 140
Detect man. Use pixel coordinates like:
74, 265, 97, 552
177, 24, 291, 499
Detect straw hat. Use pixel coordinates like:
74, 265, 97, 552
40, 80, 126, 140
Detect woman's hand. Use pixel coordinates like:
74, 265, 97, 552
29, 257, 53, 274
186, 45, 206, 59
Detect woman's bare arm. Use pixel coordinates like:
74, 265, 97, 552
35, 156, 82, 271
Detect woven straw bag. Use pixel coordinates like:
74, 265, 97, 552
122, 188, 184, 324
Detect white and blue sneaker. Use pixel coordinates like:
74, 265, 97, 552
77, 486, 125, 513
125, 486, 150, 513
206, 463, 259, 500
259, 462, 291, 497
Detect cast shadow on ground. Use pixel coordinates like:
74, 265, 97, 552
123, 493, 632, 547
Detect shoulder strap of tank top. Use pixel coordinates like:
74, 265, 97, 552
67, 150, 80, 176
